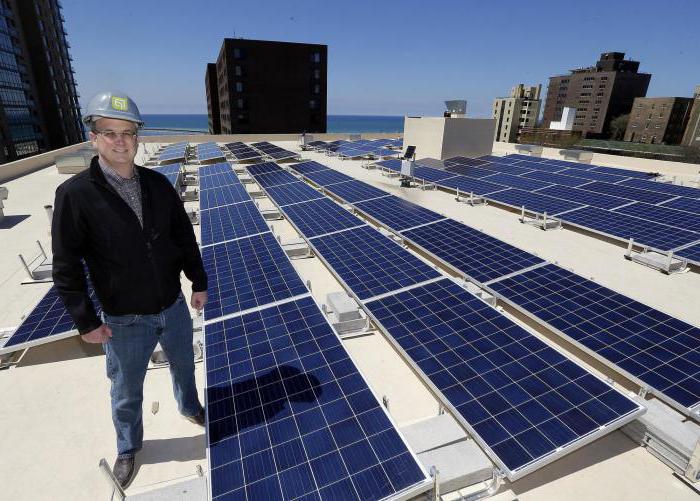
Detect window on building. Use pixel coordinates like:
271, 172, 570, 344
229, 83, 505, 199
235, 82, 242, 92
311, 52, 321, 63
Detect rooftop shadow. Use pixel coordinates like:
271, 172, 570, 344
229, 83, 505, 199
0, 214, 30, 229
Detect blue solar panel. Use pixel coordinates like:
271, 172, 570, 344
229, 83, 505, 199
537, 185, 631, 210
411, 166, 459, 183
589, 166, 656, 179
264, 182, 325, 207
510, 160, 569, 174
475, 155, 523, 164
444, 165, 495, 178
676, 242, 700, 263
376, 159, 401, 172
403, 219, 545, 284
354, 196, 445, 232
322, 180, 390, 204
199, 163, 234, 177
487, 189, 584, 216
488, 264, 700, 415
365, 278, 643, 478
200, 201, 271, 246
438, 176, 508, 196
559, 206, 699, 251
619, 179, 700, 199
198, 150, 226, 162
311, 226, 441, 300
579, 182, 675, 205
613, 202, 700, 233
303, 169, 354, 187
0, 285, 101, 354
281, 198, 364, 238
444, 156, 490, 166
660, 197, 700, 215
253, 170, 300, 189
200, 172, 240, 191
292, 161, 331, 175
201, 233, 308, 322
476, 163, 535, 177
555, 168, 629, 184
504, 154, 548, 163
200, 184, 252, 210
521, 171, 593, 188
247, 162, 283, 176
152, 163, 181, 176
205, 296, 430, 500
481, 173, 553, 192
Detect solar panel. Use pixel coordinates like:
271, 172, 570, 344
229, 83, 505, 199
280, 198, 364, 238
513, 161, 570, 174
580, 182, 677, 205
291, 160, 331, 175
487, 189, 584, 216
537, 185, 631, 210
675, 242, 700, 263
199, 163, 234, 177
438, 176, 508, 196
589, 166, 656, 179
613, 202, 700, 233
252, 170, 300, 189
521, 171, 593, 188
376, 159, 401, 172
619, 179, 700, 199
504, 154, 547, 163
444, 156, 490, 166
311, 226, 441, 300
444, 164, 501, 178
411, 166, 459, 183
201, 233, 309, 322
200, 201, 271, 246
200, 184, 252, 210
200, 172, 240, 191
555, 168, 629, 184
365, 278, 643, 479
303, 169, 354, 187
487, 264, 700, 416
559, 206, 699, 251
403, 219, 545, 285
205, 296, 431, 500
197, 150, 226, 162
474, 155, 523, 164
476, 163, 535, 177
264, 182, 325, 207
481, 173, 553, 192
0, 285, 101, 355
322, 180, 390, 204
247, 162, 283, 176
660, 197, 700, 215
354, 196, 445, 232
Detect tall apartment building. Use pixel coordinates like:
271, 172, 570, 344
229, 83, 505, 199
624, 97, 694, 144
0, 1, 82, 164
682, 85, 700, 148
205, 63, 221, 134
542, 52, 651, 139
492, 84, 541, 142
207, 38, 327, 134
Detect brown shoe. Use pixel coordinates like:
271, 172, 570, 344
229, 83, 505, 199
184, 408, 205, 426
112, 454, 135, 489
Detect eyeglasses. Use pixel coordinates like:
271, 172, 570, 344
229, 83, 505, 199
94, 129, 138, 141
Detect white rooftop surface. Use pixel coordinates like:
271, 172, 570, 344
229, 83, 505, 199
0, 141, 697, 500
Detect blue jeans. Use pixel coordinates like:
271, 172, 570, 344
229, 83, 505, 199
102, 293, 202, 456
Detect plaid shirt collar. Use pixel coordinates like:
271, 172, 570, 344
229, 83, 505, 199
98, 157, 139, 186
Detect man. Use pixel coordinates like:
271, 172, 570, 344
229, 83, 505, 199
52, 91, 208, 488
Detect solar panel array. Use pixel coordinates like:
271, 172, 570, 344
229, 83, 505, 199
376, 154, 700, 264
199, 162, 431, 500
0, 285, 101, 355
487, 264, 700, 416
321, 138, 401, 159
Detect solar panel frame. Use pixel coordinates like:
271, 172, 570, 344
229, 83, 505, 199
201, 233, 309, 322
200, 201, 272, 247
364, 278, 644, 480
354, 196, 445, 233
485, 264, 700, 417
204, 296, 432, 500
0, 285, 101, 355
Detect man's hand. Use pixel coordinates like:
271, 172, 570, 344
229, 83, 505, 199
81, 324, 112, 344
191, 291, 208, 311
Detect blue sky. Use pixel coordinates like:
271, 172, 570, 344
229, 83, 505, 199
64, 0, 700, 117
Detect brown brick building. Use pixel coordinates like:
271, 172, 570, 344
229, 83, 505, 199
682, 85, 700, 148
542, 52, 651, 139
207, 39, 327, 134
624, 97, 694, 144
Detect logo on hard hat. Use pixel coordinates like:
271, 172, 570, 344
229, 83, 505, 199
111, 97, 128, 111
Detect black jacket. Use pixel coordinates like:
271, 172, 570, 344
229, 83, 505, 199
52, 157, 207, 334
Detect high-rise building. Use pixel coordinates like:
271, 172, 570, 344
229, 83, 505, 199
624, 97, 694, 145
542, 52, 651, 139
0, 1, 82, 164
681, 85, 700, 148
207, 38, 327, 134
492, 84, 541, 142
205, 63, 221, 134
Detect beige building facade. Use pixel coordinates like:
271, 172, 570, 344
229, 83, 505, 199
492, 84, 542, 142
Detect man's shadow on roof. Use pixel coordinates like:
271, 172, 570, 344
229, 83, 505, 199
206, 365, 322, 444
